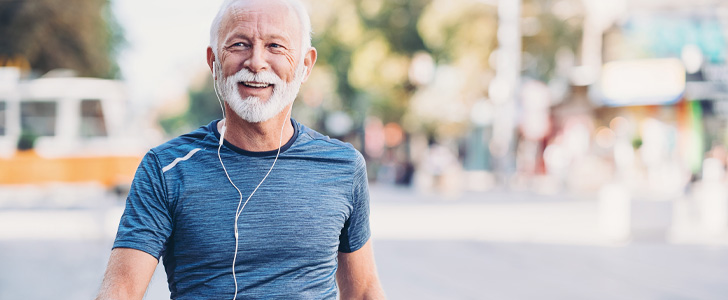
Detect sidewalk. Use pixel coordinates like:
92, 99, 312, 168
370, 187, 604, 245
368, 185, 728, 246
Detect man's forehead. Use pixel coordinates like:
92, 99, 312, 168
221, 0, 299, 33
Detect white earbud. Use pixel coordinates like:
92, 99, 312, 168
219, 125, 226, 146
212, 59, 226, 147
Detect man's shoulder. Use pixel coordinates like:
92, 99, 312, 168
294, 121, 365, 164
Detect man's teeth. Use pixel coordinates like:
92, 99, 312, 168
242, 82, 271, 88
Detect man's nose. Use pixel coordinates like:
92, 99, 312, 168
243, 46, 268, 73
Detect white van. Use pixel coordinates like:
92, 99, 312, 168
0, 67, 148, 190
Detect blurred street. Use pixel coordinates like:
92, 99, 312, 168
3, 0, 728, 299
1, 185, 727, 299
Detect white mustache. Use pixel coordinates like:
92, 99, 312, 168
226, 68, 283, 85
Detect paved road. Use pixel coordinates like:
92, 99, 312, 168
1, 239, 727, 299
2, 185, 728, 299
375, 241, 728, 300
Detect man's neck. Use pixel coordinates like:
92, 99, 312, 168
218, 105, 295, 152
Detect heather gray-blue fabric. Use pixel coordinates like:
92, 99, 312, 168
113, 119, 371, 299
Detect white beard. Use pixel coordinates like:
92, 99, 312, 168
217, 63, 304, 123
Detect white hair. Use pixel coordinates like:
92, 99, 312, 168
209, 0, 312, 58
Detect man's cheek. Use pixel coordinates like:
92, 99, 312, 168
283, 52, 297, 75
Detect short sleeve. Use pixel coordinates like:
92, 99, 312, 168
338, 154, 371, 253
113, 151, 173, 259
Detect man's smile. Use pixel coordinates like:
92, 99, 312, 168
240, 81, 273, 88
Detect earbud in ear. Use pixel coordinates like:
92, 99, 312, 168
219, 125, 226, 146
213, 64, 217, 80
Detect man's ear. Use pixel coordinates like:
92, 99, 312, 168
206, 47, 216, 80
301, 47, 317, 82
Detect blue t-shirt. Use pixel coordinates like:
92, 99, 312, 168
113, 119, 371, 299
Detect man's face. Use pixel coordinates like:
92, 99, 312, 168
215, 0, 305, 122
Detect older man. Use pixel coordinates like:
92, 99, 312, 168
96, 0, 385, 299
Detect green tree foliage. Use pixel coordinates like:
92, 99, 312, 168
308, 0, 502, 138
0, 0, 124, 78
521, 0, 583, 81
418, 0, 497, 66
310, 0, 434, 125
412, 0, 498, 137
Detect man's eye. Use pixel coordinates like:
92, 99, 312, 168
270, 43, 283, 48
231, 42, 249, 48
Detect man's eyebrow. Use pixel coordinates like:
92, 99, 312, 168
261, 33, 291, 43
226, 33, 250, 41
224, 32, 290, 43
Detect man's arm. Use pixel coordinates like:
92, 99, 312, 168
96, 248, 158, 300
336, 240, 386, 300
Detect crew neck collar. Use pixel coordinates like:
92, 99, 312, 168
210, 119, 299, 157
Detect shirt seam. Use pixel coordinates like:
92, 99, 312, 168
148, 149, 170, 207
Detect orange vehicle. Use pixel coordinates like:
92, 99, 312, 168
0, 67, 150, 191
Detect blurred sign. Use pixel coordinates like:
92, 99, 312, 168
597, 58, 686, 107
618, 12, 726, 63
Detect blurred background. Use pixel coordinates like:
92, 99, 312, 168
1, 0, 728, 299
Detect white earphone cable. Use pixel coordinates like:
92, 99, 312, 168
213, 62, 244, 299
213, 61, 293, 300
